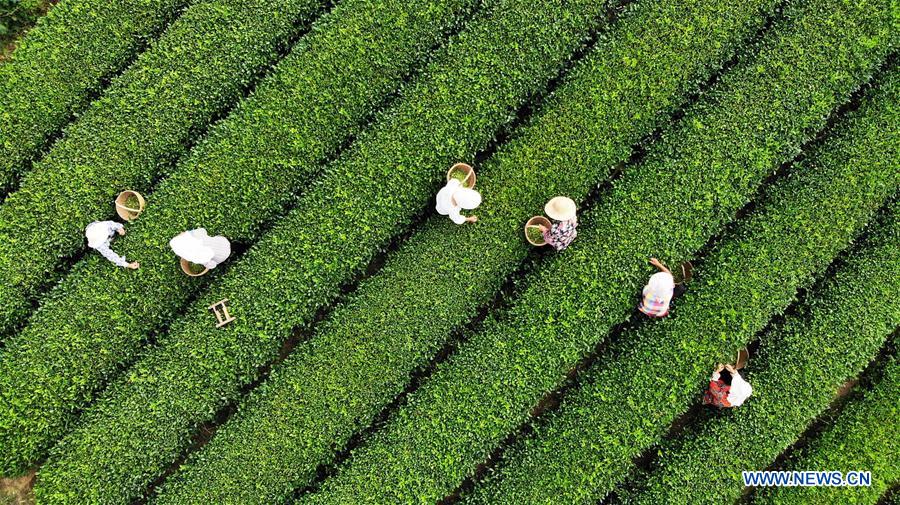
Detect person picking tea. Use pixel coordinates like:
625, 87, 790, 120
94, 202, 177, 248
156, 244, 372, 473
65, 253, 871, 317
703, 363, 753, 408
436, 178, 482, 224
639, 257, 683, 317
85, 220, 139, 269
537, 196, 577, 251
170, 228, 231, 270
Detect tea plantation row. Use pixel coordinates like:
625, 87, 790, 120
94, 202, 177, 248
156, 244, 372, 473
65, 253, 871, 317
146, 0, 788, 500
0, 0, 191, 193
0, 0, 483, 476
0, 0, 333, 334
758, 347, 900, 505
0, 0, 894, 502
619, 165, 900, 505
304, 0, 898, 501
464, 62, 899, 503
12, 0, 633, 499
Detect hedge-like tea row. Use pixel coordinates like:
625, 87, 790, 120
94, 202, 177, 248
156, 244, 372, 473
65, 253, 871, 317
756, 345, 900, 505
0, 0, 192, 194
0, 0, 332, 336
302, 0, 898, 501
618, 173, 900, 505
0, 0, 482, 478
885, 490, 900, 505
0, 0, 47, 48
150, 0, 786, 500
29, 0, 626, 500
464, 73, 900, 505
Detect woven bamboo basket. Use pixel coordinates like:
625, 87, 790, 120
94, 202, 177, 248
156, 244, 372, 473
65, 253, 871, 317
735, 347, 750, 370
674, 261, 694, 285
525, 216, 551, 246
180, 258, 209, 277
114, 190, 145, 221
446, 163, 476, 189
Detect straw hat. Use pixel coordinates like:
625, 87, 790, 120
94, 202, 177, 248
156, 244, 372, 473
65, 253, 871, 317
170, 231, 215, 265
545, 196, 577, 221
454, 188, 482, 210
646, 271, 675, 301
85, 222, 112, 248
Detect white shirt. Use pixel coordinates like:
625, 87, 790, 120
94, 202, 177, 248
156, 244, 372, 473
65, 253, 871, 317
639, 272, 675, 316
711, 370, 754, 406
435, 179, 467, 224
170, 228, 232, 269
85, 221, 129, 268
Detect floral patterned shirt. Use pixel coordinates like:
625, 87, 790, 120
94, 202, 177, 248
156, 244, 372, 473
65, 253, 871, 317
543, 218, 577, 251
703, 379, 732, 408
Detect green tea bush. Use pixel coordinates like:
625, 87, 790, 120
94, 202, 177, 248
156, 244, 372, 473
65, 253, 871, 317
151, 0, 789, 501
619, 181, 900, 504
0, 0, 46, 42
0, 0, 481, 478
464, 71, 900, 504
29, 0, 629, 500
0, 0, 193, 193
885, 488, 900, 503
300, 0, 898, 501
0, 0, 330, 335
756, 346, 900, 505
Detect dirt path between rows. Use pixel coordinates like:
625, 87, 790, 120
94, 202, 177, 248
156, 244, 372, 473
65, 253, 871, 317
0, 469, 35, 505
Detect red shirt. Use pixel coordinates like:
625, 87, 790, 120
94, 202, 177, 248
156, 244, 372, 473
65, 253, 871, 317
703, 379, 732, 408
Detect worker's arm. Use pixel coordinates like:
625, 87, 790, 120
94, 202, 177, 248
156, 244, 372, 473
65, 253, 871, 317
711, 363, 725, 381
649, 257, 671, 274
108, 221, 125, 235
95, 243, 137, 269
448, 207, 467, 225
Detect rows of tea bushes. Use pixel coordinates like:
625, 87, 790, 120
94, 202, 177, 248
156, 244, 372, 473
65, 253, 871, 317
28, 0, 631, 500
463, 70, 899, 504
0, 0, 331, 335
755, 343, 900, 505
887, 489, 900, 505
148, 0, 787, 500
299, 0, 898, 501
0, 0, 48, 52
0, 0, 45, 29
0, 0, 192, 194
618, 175, 900, 504
0, 0, 483, 477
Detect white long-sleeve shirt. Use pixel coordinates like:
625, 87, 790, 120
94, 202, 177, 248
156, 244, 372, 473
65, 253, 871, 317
85, 221, 129, 268
170, 228, 232, 269
711, 370, 754, 407
435, 179, 467, 224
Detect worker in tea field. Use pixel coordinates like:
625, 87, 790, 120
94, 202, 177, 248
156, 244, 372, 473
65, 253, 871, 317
436, 178, 482, 224
703, 363, 753, 408
536, 196, 578, 251
170, 228, 232, 270
638, 257, 686, 317
85, 220, 139, 269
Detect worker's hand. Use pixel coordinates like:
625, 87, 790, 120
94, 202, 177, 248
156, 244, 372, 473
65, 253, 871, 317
538, 225, 548, 232
725, 364, 736, 373
117, 227, 126, 236
715, 363, 725, 373
128, 261, 140, 269
466, 215, 478, 223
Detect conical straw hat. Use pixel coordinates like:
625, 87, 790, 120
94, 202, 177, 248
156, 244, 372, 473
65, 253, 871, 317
545, 196, 576, 221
